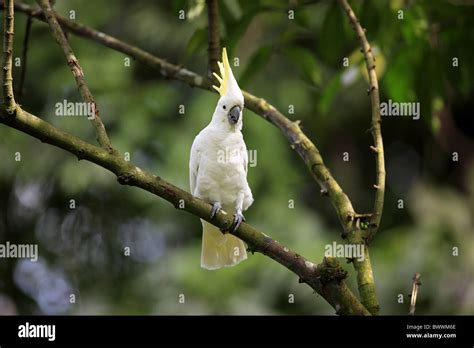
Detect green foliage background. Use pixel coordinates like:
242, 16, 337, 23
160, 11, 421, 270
0, 0, 473, 315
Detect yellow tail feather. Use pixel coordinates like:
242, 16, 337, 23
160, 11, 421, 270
200, 220, 247, 270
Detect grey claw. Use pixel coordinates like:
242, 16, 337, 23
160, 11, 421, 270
210, 202, 221, 220
231, 212, 245, 233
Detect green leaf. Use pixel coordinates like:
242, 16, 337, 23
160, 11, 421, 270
239, 46, 273, 87
318, 3, 345, 64
318, 73, 341, 115
284, 46, 322, 87
222, 14, 257, 53
222, 0, 243, 20
185, 28, 207, 57
294, 8, 311, 29
382, 48, 418, 102
258, 0, 289, 10
221, 0, 265, 51
171, 0, 188, 14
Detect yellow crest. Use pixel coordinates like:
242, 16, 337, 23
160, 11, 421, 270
212, 48, 232, 97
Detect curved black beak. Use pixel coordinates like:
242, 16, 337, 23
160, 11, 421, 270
228, 105, 241, 125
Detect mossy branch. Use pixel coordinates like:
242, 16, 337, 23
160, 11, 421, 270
409, 273, 421, 315
338, 0, 384, 315
338, 0, 386, 243
1, 0, 16, 113
0, 105, 369, 315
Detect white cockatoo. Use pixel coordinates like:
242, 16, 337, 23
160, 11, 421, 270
189, 48, 253, 270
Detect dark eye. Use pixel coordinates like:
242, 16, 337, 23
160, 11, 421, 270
223, 105, 226, 110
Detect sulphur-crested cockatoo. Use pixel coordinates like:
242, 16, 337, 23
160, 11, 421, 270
189, 48, 253, 270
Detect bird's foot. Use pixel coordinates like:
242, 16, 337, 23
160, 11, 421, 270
230, 210, 245, 233
210, 202, 222, 220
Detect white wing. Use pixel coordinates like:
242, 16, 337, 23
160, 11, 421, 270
242, 143, 248, 175
189, 135, 201, 196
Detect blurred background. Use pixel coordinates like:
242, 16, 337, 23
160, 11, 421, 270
0, 0, 473, 315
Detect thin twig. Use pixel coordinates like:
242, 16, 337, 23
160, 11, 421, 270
1, 0, 16, 113
338, 0, 382, 315
409, 273, 421, 315
18, 14, 32, 98
206, 0, 220, 80
338, 0, 385, 243
35, 0, 115, 154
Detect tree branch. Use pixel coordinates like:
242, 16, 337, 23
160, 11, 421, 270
206, 0, 220, 80
352, 245, 378, 315
0, 105, 369, 315
35, 0, 115, 154
338, 0, 386, 243
1, 0, 16, 113
409, 273, 421, 315
338, 0, 383, 315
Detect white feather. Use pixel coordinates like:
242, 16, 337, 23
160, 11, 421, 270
189, 103, 253, 270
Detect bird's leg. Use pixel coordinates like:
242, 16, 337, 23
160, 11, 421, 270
230, 192, 246, 233
230, 209, 245, 233
210, 202, 222, 220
